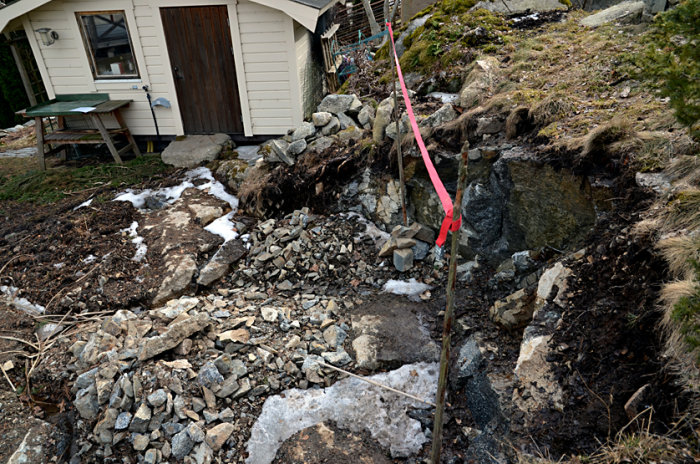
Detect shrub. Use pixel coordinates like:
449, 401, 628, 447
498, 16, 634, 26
640, 0, 700, 138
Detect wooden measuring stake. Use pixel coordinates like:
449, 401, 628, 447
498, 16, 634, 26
430, 148, 469, 464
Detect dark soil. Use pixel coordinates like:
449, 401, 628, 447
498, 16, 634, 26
273, 421, 394, 464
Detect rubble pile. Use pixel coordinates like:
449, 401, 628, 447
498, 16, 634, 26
61, 209, 441, 463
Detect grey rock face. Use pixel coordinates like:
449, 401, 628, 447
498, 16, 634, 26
336, 112, 357, 130
580, 1, 646, 26
138, 313, 210, 361
317, 94, 362, 116
358, 105, 375, 129
420, 103, 457, 128
312, 111, 333, 126
197, 240, 246, 286
321, 117, 341, 136
171, 428, 195, 459
287, 139, 307, 156
75, 385, 99, 420
153, 254, 197, 305
292, 121, 316, 141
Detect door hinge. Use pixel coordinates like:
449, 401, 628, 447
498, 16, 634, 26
227, 17, 230, 26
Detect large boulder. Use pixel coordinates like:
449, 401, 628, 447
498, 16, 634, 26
459, 57, 500, 109
580, 1, 646, 27
161, 134, 232, 168
317, 94, 362, 116
372, 97, 395, 143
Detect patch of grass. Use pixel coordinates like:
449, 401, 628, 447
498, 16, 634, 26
0, 154, 171, 203
670, 262, 700, 362
665, 189, 700, 231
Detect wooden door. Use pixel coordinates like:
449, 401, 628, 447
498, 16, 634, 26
161, 6, 243, 134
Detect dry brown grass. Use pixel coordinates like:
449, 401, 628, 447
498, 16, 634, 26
237, 165, 273, 217
657, 235, 700, 279
588, 429, 696, 464
668, 154, 700, 187
660, 279, 700, 395
581, 120, 634, 159
506, 106, 531, 139
529, 95, 576, 129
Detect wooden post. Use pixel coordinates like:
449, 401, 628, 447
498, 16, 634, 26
7, 39, 37, 107
388, 25, 408, 226
34, 116, 46, 171
430, 147, 469, 464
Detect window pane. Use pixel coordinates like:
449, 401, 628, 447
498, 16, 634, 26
79, 12, 138, 78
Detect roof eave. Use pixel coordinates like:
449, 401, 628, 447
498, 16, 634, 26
0, 0, 53, 33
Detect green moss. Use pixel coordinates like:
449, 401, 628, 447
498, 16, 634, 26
559, 0, 572, 7
439, 0, 478, 15
394, 7, 507, 74
337, 79, 351, 94
537, 122, 561, 139
0, 154, 172, 203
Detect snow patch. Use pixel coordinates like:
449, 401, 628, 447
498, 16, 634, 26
73, 198, 93, 210
245, 362, 438, 464
114, 167, 239, 242
382, 278, 432, 297
427, 92, 459, 103
0, 285, 45, 315
204, 211, 238, 243
121, 221, 148, 262
82, 255, 97, 264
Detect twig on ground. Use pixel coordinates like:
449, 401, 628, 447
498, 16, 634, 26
0, 335, 38, 350
577, 369, 612, 440
316, 360, 436, 407
0, 254, 33, 276
0, 362, 16, 392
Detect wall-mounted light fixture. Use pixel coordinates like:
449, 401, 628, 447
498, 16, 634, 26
35, 28, 58, 46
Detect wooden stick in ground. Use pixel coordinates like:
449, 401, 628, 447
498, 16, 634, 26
388, 24, 408, 226
316, 360, 436, 407
430, 148, 469, 464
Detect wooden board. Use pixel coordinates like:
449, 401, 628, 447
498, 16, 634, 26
160, 6, 243, 134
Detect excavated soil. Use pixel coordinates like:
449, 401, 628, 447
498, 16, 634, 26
0, 161, 688, 463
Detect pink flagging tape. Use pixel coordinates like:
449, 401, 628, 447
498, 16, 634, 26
386, 22, 461, 248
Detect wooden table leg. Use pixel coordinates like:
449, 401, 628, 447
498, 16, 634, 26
90, 113, 123, 164
114, 110, 141, 157
34, 116, 46, 171
57, 116, 67, 161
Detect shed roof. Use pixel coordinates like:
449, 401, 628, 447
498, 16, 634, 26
0, 0, 338, 34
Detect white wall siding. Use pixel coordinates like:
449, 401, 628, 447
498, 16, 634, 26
24, 0, 178, 135
21, 0, 306, 137
237, 0, 299, 135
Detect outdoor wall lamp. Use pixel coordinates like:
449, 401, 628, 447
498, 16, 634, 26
35, 28, 58, 46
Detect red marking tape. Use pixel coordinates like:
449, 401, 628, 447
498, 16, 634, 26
386, 22, 461, 248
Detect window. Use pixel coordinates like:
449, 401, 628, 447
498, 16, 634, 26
77, 11, 139, 79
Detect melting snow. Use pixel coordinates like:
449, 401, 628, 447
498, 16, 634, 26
82, 255, 97, 264
205, 211, 238, 243
121, 221, 148, 262
73, 198, 93, 210
427, 92, 459, 103
0, 285, 45, 315
383, 278, 432, 297
245, 362, 438, 464
114, 167, 239, 242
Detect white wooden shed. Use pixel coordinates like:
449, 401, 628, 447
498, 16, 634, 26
0, 0, 338, 137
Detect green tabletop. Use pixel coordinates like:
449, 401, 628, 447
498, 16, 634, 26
20, 94, 132, 117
